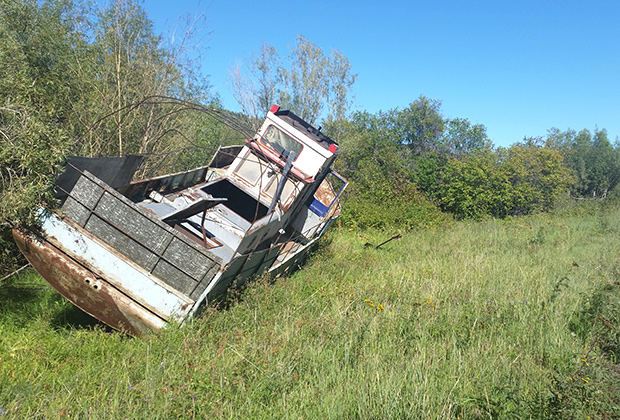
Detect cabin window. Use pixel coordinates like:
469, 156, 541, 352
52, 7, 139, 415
265, 176, 297, 204
235, 155, 263, 186
261, 125, 303, 161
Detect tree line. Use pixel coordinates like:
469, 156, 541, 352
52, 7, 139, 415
331, 98, 619, 228
1, 0, 619, 273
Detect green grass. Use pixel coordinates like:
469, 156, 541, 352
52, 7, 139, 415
2, 205, 620, 418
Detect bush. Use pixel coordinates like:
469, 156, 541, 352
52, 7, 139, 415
340, 177, 450, 230
419, 145, 575, 220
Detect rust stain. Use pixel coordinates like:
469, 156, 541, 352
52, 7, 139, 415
13, 228, 163, 336
180, 189, 207, 201
314, 179, 340, 218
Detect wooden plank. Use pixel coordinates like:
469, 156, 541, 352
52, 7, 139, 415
78, 170, 223, 298
95, 192, 172, 255
152, 260, 197, 296
61, 196, 91, 227
85, 215, 160, 272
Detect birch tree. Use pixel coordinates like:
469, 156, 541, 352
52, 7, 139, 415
230, 41, 280, 130
230, 35, 356, 127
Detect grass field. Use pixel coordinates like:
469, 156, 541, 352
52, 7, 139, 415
1, 203, 620, 419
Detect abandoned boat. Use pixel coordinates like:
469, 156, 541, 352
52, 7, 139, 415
13, 105, 347, 335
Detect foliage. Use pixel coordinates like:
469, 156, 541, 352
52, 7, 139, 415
341, 178, 450, 230
0, 0, 82, 221
75, 0, 216, 178
340, 96, 448, 156
393, 95, 446, 154
331, 113, 448, 230
2, 207, 620, 418
0, 0, 218, 274
230, 35, 357, 127
547, 127, 620, 198
501, 140, 575, 215
0, 0, 81, 272
332, 100, 573, 224
438, 117, 492, 157
426, 143, 574, 219
431, 150, 507, 219
230, 41, 280, 130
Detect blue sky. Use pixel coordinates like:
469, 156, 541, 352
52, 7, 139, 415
139, 0, 619, 147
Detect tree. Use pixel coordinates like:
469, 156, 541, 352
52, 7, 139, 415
0, 0, 216, 274
588, 129, 619, 197
427, 143, 573, 220
332, 111, 448, 230
438, 117, 491, 157
394, 96, 445, 154
230, 35, 357, 126
82, 0, 213, 167
230, 42, 280, 131
0, 0, 82, 223
0, 0, 83, 273
546, 127, 620, 198
433, 151, 508, 219
501, 141, 574, 215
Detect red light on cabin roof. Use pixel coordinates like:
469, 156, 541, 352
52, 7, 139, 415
329, 144, 337, 153
270, 105, 280, 113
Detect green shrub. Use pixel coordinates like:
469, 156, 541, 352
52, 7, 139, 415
341, 179, 450, 230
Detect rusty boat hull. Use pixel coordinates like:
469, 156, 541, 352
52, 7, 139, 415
14, 106, 347, 335
13, 228, 167, 335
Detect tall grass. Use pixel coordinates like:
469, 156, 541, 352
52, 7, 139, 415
1, 205, 620, 418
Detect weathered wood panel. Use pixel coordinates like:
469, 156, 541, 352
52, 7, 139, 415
85, 215, 160, 272
95, 192, 172, 255
61, 196, 91, 227
152, 260, 197, 295
64, 171, 223, 299
70, 175, 105, 210
191, 264, 220, 300
163, 237, 218, 280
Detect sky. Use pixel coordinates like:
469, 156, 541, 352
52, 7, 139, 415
136, 0, 619, 147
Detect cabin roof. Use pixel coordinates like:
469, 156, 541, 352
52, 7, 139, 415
272, 108, 337, 151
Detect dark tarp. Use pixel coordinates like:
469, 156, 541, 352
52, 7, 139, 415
55, 155, 144, 202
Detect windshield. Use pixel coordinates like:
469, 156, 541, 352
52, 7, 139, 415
261, 125, 303, 160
